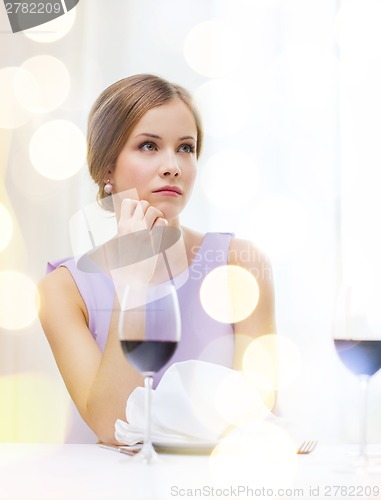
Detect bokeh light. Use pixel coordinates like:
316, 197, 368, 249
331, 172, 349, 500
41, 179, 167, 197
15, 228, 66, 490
29, 120, 86, 180
23, 8, 76, 43
14, 55, 70, 113
0, 372, 70, 442
184, 20, 241, 78
9, 152, 62, 204
0, 204, 13, 251
201, 149, 260, 209
0, 67, 31, 129
214, 370, 270, 426
0, 272, 39, 330
251, 196, 309, 257
210, 421, 297, 488
194, 79, 251, 137
233, 334, 276, 410
243, 334, 301, 391
200, 265, 259, 323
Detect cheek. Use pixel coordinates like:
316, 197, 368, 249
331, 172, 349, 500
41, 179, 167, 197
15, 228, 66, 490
186, 166, 197, 188
127, 169, 149, 186
115, 158, 150, 189
183, 158, 197, 180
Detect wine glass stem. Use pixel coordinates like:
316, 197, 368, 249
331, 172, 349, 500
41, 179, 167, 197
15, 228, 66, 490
359, 374, 370, 462
144, 375, 154, 450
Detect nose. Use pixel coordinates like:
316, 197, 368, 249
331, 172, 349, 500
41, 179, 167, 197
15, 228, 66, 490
159, 151, 181, 177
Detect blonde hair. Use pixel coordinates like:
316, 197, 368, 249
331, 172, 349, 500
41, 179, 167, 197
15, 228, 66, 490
87, 74, 203, 209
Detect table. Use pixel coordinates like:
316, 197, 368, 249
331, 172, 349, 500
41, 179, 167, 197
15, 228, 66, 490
0, 443, 380, 500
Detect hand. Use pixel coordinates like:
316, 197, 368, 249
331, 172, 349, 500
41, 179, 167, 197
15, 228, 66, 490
117, 199, 168, 235
79, 197, 181, 308
113, 199, 169, 273
110, 199, 171, 308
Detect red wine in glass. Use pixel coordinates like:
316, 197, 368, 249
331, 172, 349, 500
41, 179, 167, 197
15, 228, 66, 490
118, 283, 180, 464
333, 286, 381, 473
120, 340, 178, 374
334, 340, 381, 376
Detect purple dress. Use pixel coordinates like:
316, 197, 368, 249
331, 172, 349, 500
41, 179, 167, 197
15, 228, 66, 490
47, 232, 234, 442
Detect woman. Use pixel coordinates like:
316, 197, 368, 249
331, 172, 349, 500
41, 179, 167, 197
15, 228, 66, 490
38, 74, 276, 445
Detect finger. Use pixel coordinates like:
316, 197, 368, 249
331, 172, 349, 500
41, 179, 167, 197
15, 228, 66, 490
131, 200, 150, 222
144, 205, 165, 229
117, 199, 139, 234
120, 198, 139, 218
154, 217, 168, 227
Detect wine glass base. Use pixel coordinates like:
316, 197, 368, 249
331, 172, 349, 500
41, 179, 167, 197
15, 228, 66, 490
131, 442, 160, 464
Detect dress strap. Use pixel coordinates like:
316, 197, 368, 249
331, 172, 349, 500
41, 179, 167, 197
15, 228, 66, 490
189, 232, 234, 278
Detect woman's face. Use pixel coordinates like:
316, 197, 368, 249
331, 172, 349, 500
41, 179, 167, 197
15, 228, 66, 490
109, 98, 198, 222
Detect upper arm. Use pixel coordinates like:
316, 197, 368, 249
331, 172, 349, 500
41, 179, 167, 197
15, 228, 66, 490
228, 238, 277, 362
229, 238, 278, 410
38, 268, 102, 420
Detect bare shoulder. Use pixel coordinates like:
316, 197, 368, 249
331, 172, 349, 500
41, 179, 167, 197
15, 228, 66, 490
228, 237, 273, 280
38, 267, 88, 323
39, 266, 77, 299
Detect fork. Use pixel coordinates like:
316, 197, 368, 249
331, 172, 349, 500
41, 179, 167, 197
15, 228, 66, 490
297, 440, 318, 455
98, 443, 142, 456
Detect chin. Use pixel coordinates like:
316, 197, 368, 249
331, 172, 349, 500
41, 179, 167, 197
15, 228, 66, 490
162, 210, 182, 222
152, 202, 183, 222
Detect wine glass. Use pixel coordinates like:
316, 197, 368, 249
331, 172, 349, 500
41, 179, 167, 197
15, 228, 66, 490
333, 285, 381, 472
118, 283, 181, 464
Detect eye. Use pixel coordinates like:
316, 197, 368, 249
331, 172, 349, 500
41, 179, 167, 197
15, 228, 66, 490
139, 141, 157, 152
178, 144, 195, 154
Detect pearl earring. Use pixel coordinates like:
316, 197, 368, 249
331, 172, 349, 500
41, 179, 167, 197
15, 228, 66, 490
104, 180, 112, 195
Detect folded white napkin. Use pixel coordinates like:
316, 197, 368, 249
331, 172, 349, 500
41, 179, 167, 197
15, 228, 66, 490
115, 360, 271, 446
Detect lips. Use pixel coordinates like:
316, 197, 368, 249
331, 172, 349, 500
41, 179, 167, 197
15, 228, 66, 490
152, 185, 182, 195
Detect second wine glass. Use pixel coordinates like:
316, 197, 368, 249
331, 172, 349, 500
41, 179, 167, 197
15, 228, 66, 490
119, 283, 181, 464
333, 285, 381, 472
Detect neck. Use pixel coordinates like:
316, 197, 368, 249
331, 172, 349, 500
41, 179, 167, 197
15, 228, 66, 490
167, 216, 181, 230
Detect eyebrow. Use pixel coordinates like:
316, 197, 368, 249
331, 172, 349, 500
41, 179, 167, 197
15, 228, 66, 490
135, 133, 196, 142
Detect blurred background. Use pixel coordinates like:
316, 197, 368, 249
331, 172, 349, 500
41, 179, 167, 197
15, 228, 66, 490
1, 0, 381, 443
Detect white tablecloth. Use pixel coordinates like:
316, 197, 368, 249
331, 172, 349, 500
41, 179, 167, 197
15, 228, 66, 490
0, 443, 380, 500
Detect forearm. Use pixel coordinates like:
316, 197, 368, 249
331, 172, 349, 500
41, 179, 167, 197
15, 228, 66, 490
39, 268, 145, 444
85, 297, 144, 444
